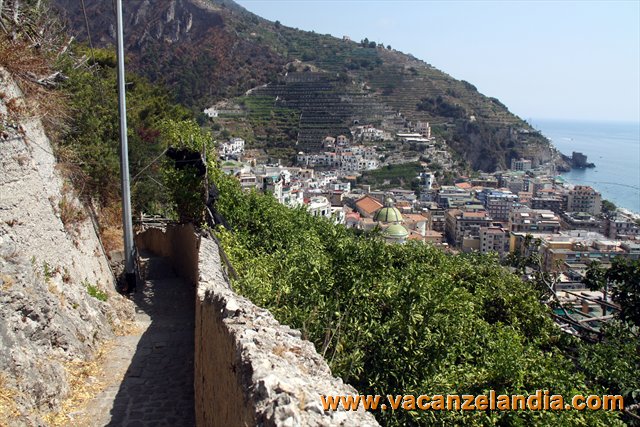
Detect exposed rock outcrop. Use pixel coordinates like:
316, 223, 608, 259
0, 67, 134, 425
561, 151, 596, 169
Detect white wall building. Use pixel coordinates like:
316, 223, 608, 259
219, 137, 245, 158
307, 196, 332, 219
203, 107, 219, 118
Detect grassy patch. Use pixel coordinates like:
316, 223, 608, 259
357, 162, 422, 189
84, 281, 108, 302
42, 341, 115, 426
42, 261, 53, 281
58, 196, 87, 230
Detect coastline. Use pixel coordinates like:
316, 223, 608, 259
533, 119, 640, 216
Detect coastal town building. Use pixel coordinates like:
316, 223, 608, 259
445, 208, 492, 250
479, 189, 518, 221
437, 186, 475, 209
497, 171, 528, 194
306, 196, 332, 219
607, 213, 640, 240
353, 125, 388, 142
531, 196, 564, 214
509, 230, 640, 273
479, 225, 510, 255
566, 185, 602, 215
509, 206, 561, 234
510, 158, 532, 171
219, 137, 245, 159
355, 195, 383, 218
560, 211, 603, 233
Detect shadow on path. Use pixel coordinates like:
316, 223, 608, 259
106, 251, 195, 427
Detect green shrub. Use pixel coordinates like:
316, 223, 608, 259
212, 171, 621, 426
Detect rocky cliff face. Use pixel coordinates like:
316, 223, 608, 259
54, 0, 284, 105
55, 0, 222, 46
0, 67, 133, 426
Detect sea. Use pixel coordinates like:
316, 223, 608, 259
531, 119, 640, 215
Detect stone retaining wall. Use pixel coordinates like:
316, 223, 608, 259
134, 224, 200, 286
136, 225, 379, 426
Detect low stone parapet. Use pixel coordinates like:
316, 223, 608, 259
196, 236, 379, 426
136, 225, 379, 426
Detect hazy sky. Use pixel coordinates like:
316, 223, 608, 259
235, 0, 640, 123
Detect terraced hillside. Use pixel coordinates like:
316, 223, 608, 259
53, 0, 564, 171
247, 72, 390, 151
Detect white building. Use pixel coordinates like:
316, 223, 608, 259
306, 196, 332, 219
361, 126, 385, 142
203, 107, 219, 118
332, 182, 351, 192
219, 137, 245, 158
420, 171, 435, 191
396, 133, 430, 143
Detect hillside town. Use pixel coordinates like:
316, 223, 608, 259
218, 125, 639, 332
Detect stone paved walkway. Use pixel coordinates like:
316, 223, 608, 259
77, 253, 195, 426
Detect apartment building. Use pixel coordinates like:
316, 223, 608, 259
509, 206, 561, 234
566, 185, 601, 215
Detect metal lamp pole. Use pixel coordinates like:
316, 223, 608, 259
115, 0, 135, 280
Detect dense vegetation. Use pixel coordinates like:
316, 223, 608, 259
580, 259, 640, 421
49, 46, 220, 252
211, 171, 624, 426
357, 162, 423, 190
417, 96, 467, 119
59, 48, 193, 217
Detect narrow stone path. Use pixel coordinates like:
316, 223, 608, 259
76, 252, 195, 426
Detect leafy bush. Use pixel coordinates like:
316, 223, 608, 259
212, 171, 621, 426
159, 119, 215, 223
59, 47, 192, 216
358, 162, 422, 190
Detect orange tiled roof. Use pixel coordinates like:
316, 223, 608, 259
462, 211, 488, 218
355, 196, 383, 216
455, 182, 472, 189
404, 214, 428, 222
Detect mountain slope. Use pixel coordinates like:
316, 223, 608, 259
55, 0, 285, 104
53, 0, 564, 171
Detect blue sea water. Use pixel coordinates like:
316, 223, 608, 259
531, 119, 640, 214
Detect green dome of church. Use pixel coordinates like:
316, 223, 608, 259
382, 223, 409, 239
374, 197, 403, 223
